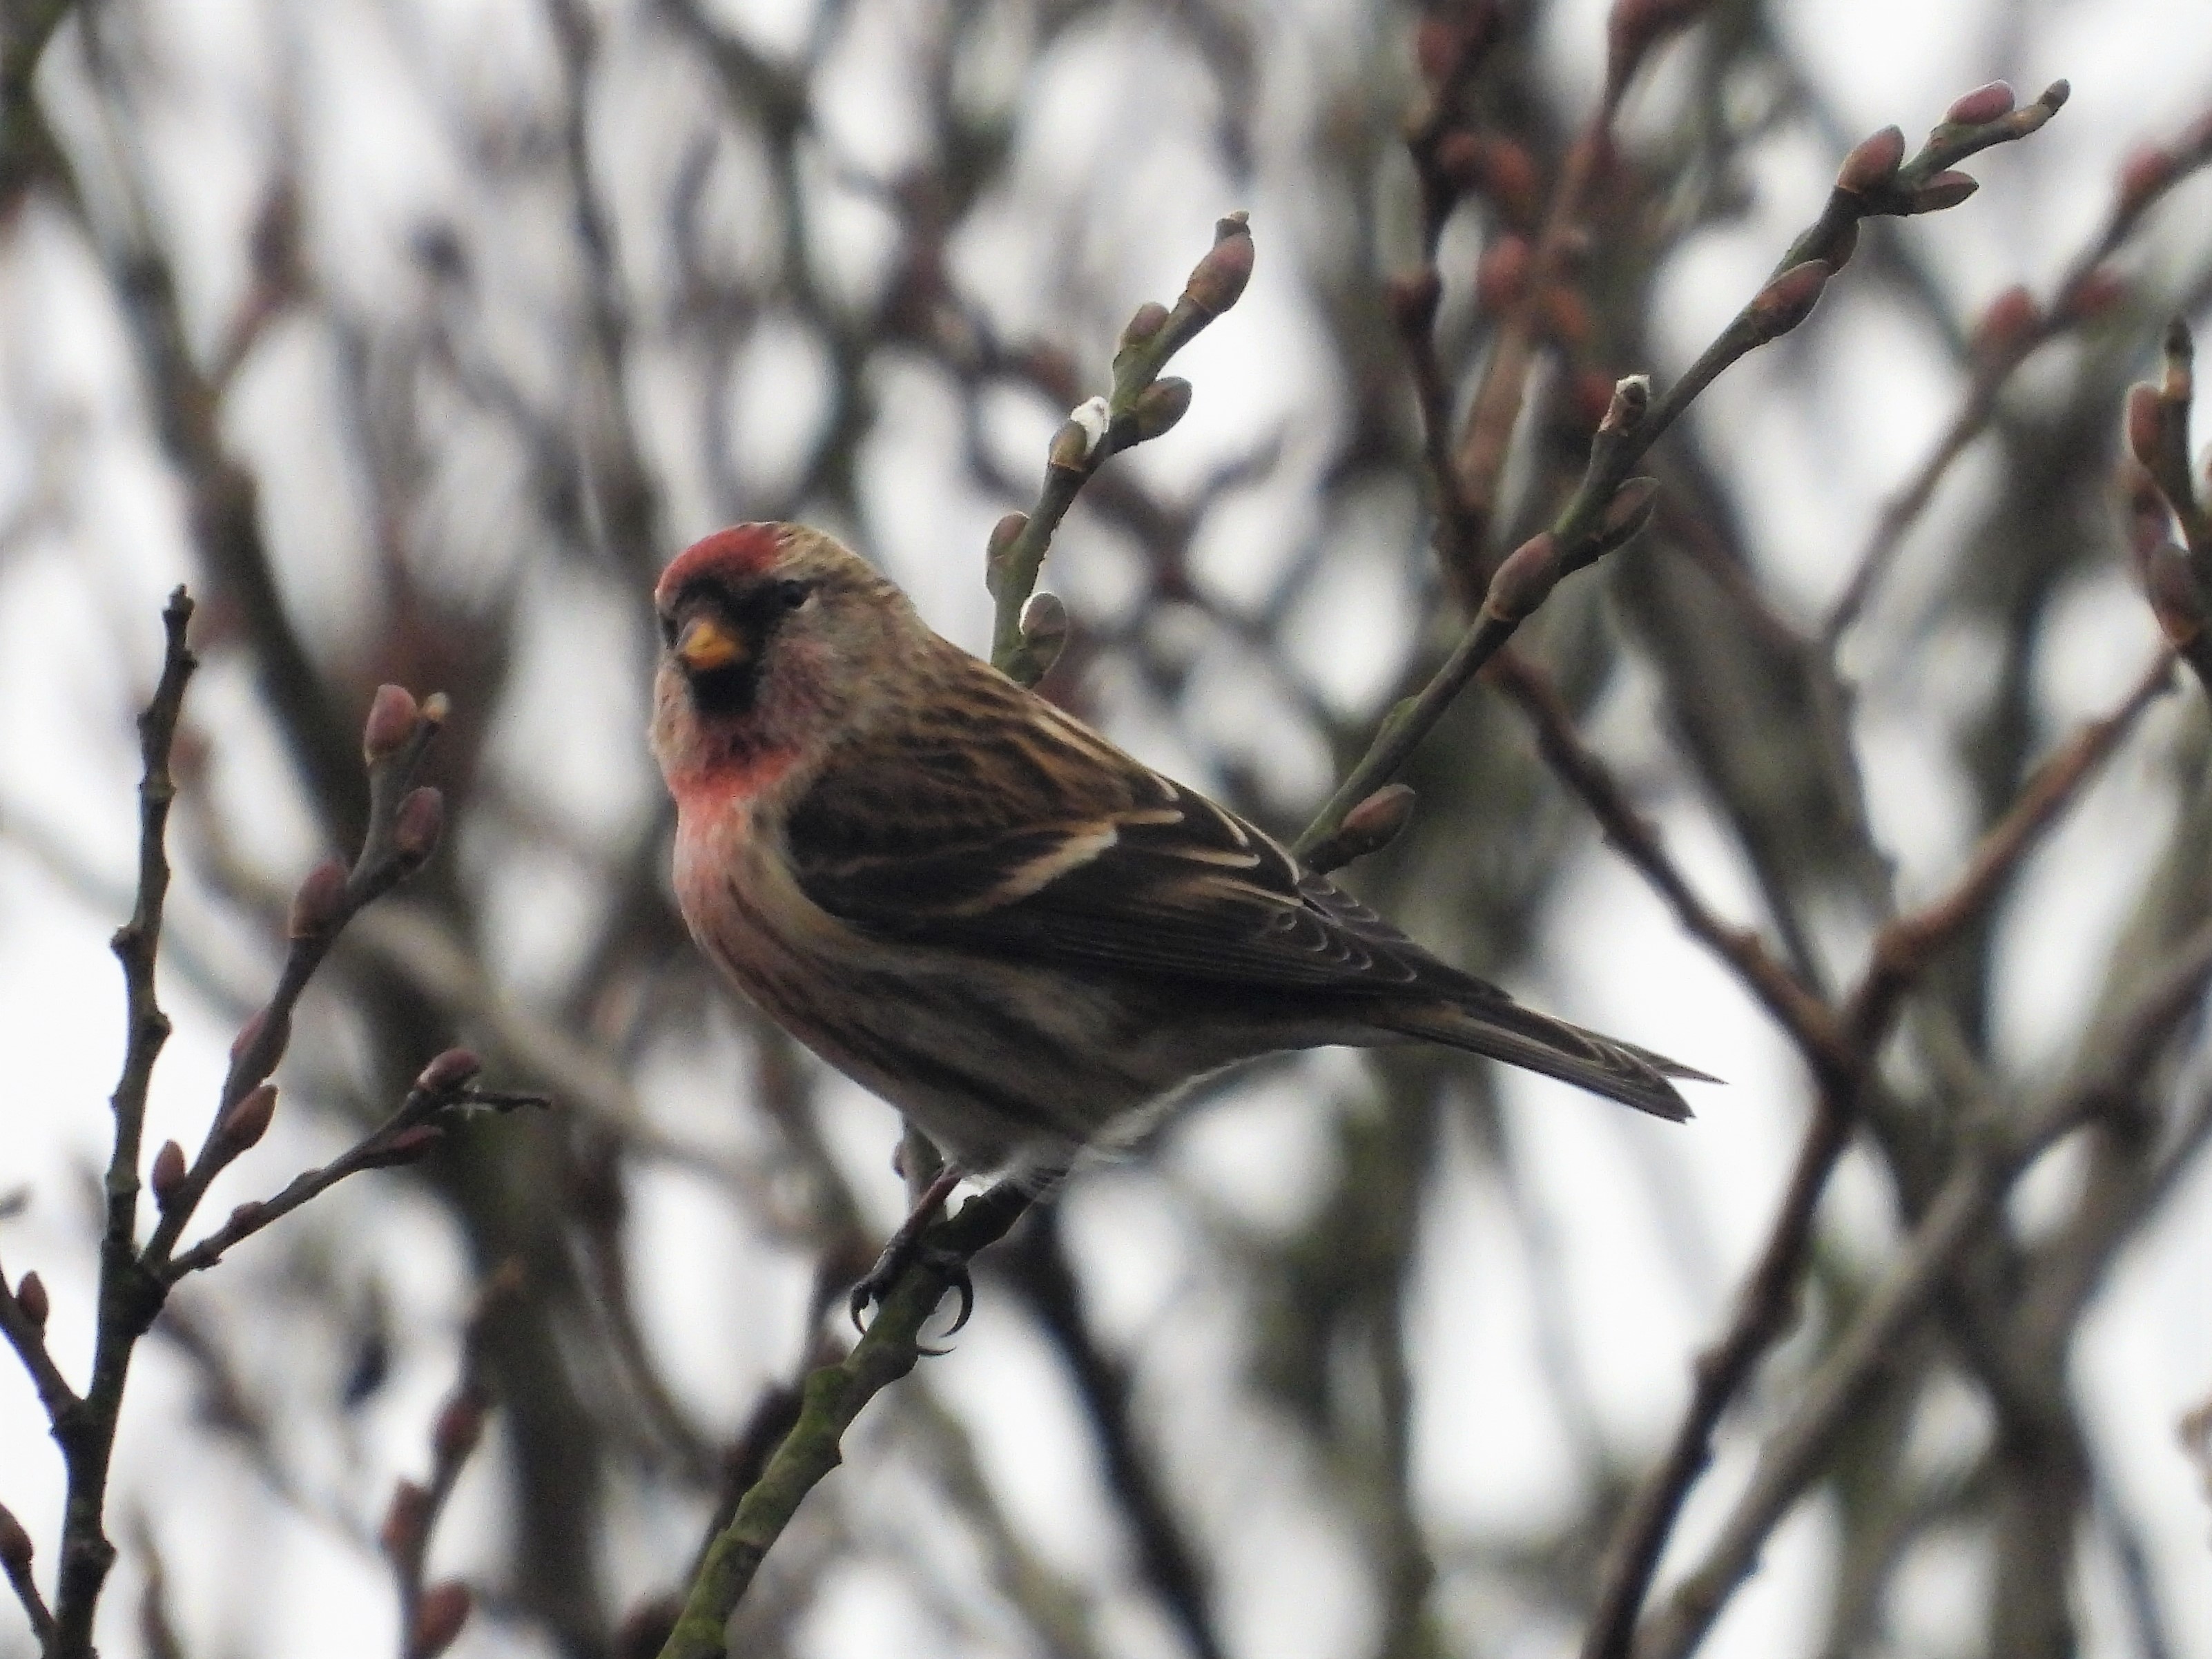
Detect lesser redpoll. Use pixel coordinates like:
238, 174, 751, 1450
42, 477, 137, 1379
651, 522, 1705, 1209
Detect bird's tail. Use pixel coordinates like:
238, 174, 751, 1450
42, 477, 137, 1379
1377, 996, 1711, 1121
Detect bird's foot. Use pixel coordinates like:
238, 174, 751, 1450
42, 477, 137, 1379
848, 1165, 971, 1343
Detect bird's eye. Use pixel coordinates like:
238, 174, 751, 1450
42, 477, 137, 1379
775, 579, 813, 612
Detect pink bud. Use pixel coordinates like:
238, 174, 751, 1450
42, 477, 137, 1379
380, 1479, 430, 1560
1905, 171, 1979, 214
1132, 377, 1193, 441
365, 1125, 445, 1169
1944, 80, 2015, 126
2117, 144, 2175, 217
0, 1506, 29, 1571
288, 857, 350, 938
1118, 300, 1170, 349
416, 1048, 482, 1094
1836, 126, 1905, 194
1970, 284, 2041, 360
1184, 213, 1254, 315
1337, 785, 1417, 857
394, 787, 444, 864
1600, 476, 1662, 545
151, 1141, 187, 1211
226, 1201, 266, 1232
1485, 533, 1561, 621
1748, 260, 1831, 341
219, 1083, 279, 1152
433, 1388, 489, 1465
2061, 265, 2126, 323
2126, 382, 2167, 472
411, 1583, 473, 1659
15, 1271, 48, 1329
362, 685, 420, 762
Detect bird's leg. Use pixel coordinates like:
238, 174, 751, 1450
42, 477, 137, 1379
849, 1163, 969, 1335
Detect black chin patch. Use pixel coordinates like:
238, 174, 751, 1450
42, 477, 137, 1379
685, 662, 759, 718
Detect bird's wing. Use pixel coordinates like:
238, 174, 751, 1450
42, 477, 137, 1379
784, 672, 1475, 998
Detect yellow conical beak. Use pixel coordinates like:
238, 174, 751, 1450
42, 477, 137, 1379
675, 614, 747, 675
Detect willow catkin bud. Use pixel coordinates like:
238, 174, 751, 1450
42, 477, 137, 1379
289, 857, 350, 938
0, 1506, 30, 1572
15, 1271, 48, 1329
1905, 171, 1979, 214
362, 684, 420, 762
1336, 785, 1417, 859
1017, 592, 1069, 679
2125, 382, 2164, 474
1118, 300, 1170, 350
1836, 126, 1905, 194
1132, 377, 1193, 441
394, 788, 445, 864
380, 1480, 430, 1560
218, 1083, 278, 1153
416, 1048, 482, 1094
1944, 80, 2015, 126
1184, 213, 1254, 315
1970, 284, 2040, 360
151, 1141, 187, 1212
1746, 261, 1830, 342
1485, 533, 1561, 621
411, 1584, 473, 1659
433, 1387, 489, 1466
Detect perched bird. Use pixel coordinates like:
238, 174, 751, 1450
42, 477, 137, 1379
651, 523, 1703, 1270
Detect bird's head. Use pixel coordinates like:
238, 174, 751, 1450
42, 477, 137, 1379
650, 523, 913, 804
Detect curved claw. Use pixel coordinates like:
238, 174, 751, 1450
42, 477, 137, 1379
850, 1249, 975, 1346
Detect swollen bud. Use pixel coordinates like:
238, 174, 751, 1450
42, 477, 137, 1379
1598, 476, 1662, 548
288, 857, 350, 939
984, 512, 1029, 599
362, 684, 420, 762
1944, 81, 2015, 127
2117, 144, 2175, 218
15, 1271, 48, 1329
1336, 785, 1417, 860
1017, 592, 1069, 679
2061, 265, 2126, 324
1118, 300, 1170, 351
363, 1125, 445, 1169
1746, 260, 1830, 342
1970, 285, 2040, 361
1047, 416, 1094, 472
218, 1083, 279, 1153
2126, 382, 2167, 474
1836, 126, 1905, 195
1484, 533, 1561, 622
1904, 171, 1979, 214
380, 1479, 431, 1560
411, 1582, 473, 1659
1600, 374, 1651, 437
1185, 213, 1254, 316
1132, 377, 1193, 441
416, 1048, 483, 1094
0, 1505, 30, 1573
394, 788, 445, 864
151, 1141, 188, 1212
433, 1386, 490, 1465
